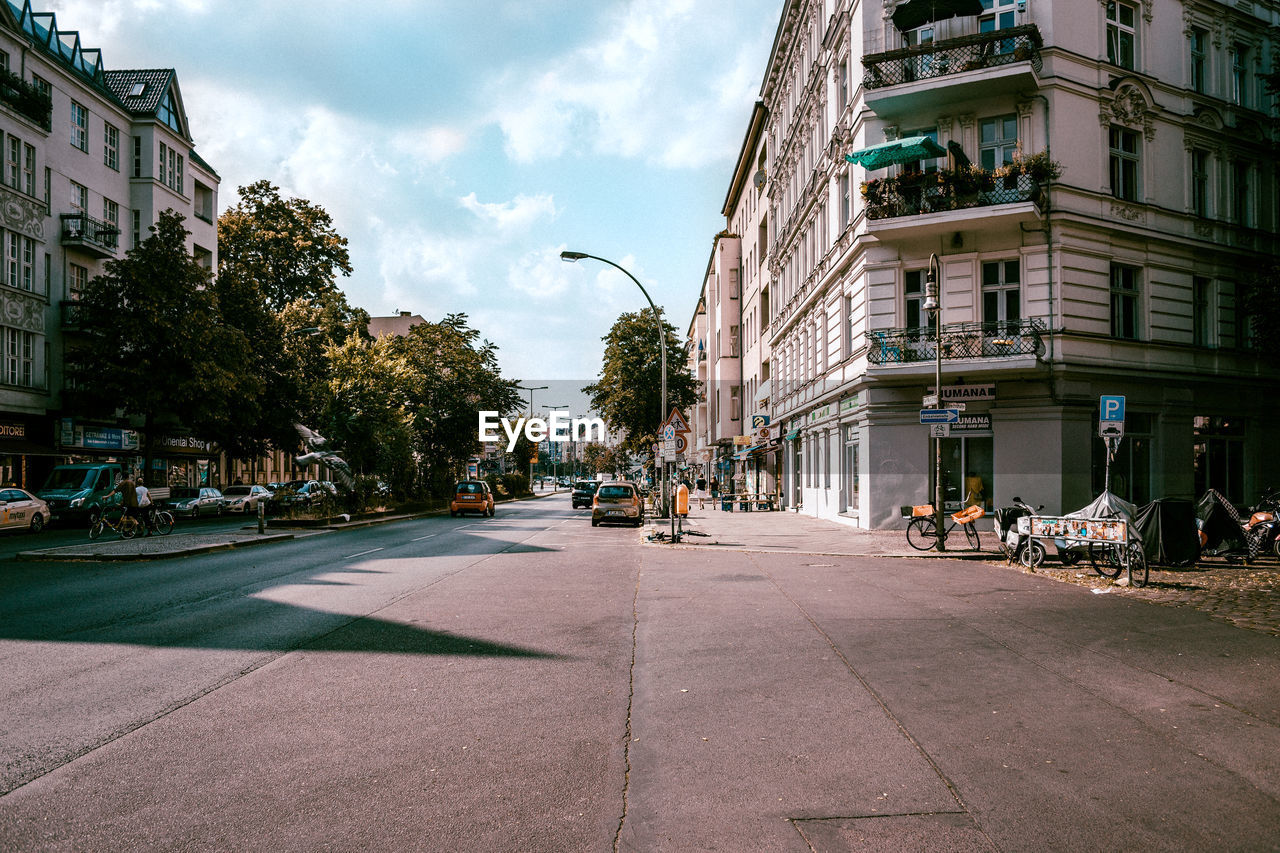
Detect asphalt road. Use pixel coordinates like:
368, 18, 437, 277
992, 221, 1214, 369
1, 495, 1277, 851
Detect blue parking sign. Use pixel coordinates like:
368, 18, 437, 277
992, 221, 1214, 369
1100, 395, 1125, 422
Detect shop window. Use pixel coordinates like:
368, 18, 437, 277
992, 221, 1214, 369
1091, 412, 1152, 504
939, 436, 992, 513
843, 426, 859, 515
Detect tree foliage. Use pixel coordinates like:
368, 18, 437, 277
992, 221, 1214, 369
67, 210, 243, 476
217, 180, 352, 312
583, 310, 698, 458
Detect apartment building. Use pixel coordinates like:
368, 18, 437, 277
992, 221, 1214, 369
0, 1, 219, 488
716, 0, 1278, 528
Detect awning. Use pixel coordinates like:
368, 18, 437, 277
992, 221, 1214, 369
784, 429, 801, 441
845, 136, 947, 171
891, 0, 984, 32
733, 444, 761, 460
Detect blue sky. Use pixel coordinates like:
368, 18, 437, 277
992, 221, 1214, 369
54, 0, 782, 392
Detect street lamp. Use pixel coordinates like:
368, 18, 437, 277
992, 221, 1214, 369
546, 404, 566, 488
925, 252, 945, 553
561, 250, 668, 517
518, 384, 548, 491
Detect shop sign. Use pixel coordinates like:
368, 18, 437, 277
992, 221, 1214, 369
0, 421, 25, 439
840, 393, 860, 412
159, 435, 214, 454
808, 404, 832, 423
929, 383, 995, 402
82, 426, 139, 450
952, 414, 992, 433
733, 435, 753, 446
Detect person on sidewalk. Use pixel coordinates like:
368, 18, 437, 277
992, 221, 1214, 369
709, 477, 720, 510
135, 479, 157, 536
696, 474, 708, 509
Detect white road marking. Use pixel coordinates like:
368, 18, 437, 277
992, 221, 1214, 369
412, 534, 437, 541
344, 547, 384, 559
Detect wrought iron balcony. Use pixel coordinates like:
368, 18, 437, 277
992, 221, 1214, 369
868, 319, 1046, 365
863, 25, 1043, 90
61, 213, 119, 258
60, 300, 85, 330
864, 171, 1040, 221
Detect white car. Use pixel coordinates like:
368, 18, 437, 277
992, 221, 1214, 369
221, 484, 274, 513
0, 487, 50, 533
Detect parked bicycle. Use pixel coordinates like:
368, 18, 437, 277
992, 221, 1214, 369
905, 503, 984, 551
88, 504, 173, 540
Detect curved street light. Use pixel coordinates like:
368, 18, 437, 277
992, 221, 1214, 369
925, 252, 945, 552
517, 384, 548, 490
560, 250, 668, 517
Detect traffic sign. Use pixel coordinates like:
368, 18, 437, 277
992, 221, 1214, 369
1100, 395, 1125, 422
1099, 421, 1124, 439
922, 394, 938, 407
930, 423, 951, 438
919, 408, 960, 424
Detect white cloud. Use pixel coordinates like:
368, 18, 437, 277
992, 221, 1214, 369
459, 192, 557, 233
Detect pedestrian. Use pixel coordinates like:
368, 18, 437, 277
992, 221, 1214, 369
696, 474, 708, 509
710, 476, 720, 510
135, 479, 156, 536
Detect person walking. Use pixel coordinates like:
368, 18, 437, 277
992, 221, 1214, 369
709, 476, 720, 510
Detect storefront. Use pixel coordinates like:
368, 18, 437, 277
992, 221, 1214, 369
155, 435, 221, 488
0, 414, 59, 490
58, 418, 140, 462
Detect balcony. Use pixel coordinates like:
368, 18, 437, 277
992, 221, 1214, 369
862, 25, 1042, 120
60, 300, 85, 330
868, 319, 1046, 371
863, 171, 1043, 241
61, 213, 119, 258
0, 68, 51, 129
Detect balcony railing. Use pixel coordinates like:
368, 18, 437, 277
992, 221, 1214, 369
868, 319, 1046, 365
865, 172, 1040, 221
0, 68, 52, 128
61, 213, 119, 258
863, 25, 1042, 90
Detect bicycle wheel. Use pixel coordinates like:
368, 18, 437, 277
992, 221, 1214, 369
906, 517, 938, 551
120, 516, 139, 540
965, 523, 980, 551
154, 511, 174, 535
1019, 539, 1047, 569
1126, 544, 1148, 588
1089, 543, 1123, 578
88, 517, 105, 540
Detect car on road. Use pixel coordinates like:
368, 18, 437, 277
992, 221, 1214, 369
221, 484, 273, 513
571, 480, 599, 509
169, 486, 226, 518
268, 480, 328, 511
450, 480, 494, 517
591, 481, 644, 527
0, 487, 49, 533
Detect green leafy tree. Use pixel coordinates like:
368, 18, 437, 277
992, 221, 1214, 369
217, 180, 353, 312
67, 210, 243, 477
322, 334, 416, 492
583, 311, 698, 458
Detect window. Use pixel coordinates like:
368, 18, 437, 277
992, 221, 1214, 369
69, 262, 88, 297
941, 437, 994, 513
836, 56, 849, 113
1230, 43, 1249, 106
104, 123, 119, 170
70, 101, 88, 151
1108, 125, 1139, 201
158, 141, 183, 193
132, 209, 142, 248
979, 115, 1018, 170
156, 90, 181, 133
132, 136, 142, 178
21, 143, 33, 196
70, 180, 87, 212
1189, 27, 1208, 93
128, 81, 146, 98
1192, 277, 1210, 346
1190, 149, 1208, 217
904, 270, 936, 333
1106, 1, 1137, 70
1232, 161, 1251, 227
843, 426, 859, 515
838, 172, 851, 229
979, 0, 1018, 53
1110, 264, 1140, 340
4, 136, 18, 189
730, 386, 741, 422
103, 199, 119, 248
981, 260, 1021, 332
1193, 416, 1243, 504
1230, 280, 1253, 350
3, 327, 33, 387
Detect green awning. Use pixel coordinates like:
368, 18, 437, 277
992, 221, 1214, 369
844, 136, 947, 171
784, 429, 801, 441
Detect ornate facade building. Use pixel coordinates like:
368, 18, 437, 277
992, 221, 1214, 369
702, 0, 1278, 527
0, 1, 219, 488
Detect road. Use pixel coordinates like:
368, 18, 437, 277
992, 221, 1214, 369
1, 495, 1278, 851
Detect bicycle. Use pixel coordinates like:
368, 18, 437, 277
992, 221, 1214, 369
1087, 540, 1149, 588
89, 506, 143, 540
906, 503, 984, 551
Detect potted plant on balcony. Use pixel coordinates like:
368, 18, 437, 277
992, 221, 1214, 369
861, 177, 885, 208
1018, 150, 1063, 184
994, 164, 1019, 190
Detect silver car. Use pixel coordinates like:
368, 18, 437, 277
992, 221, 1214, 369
221, 484, 273, 513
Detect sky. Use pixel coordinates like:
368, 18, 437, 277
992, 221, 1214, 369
50, 0, 782, 411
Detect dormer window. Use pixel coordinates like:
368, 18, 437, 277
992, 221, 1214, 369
128, 82, 146, 98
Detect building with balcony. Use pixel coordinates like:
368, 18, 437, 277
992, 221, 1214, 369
0, 1, 219, 489
718, 0, 1278, 528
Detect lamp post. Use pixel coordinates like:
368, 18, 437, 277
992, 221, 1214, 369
561, 250, 668, 517
924, 253, 945, 552
546, 404, 566, 488
518, 384, 547, 491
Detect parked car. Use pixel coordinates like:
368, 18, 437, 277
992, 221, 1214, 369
169, 486, 225, 518
36, 462, 125, 526
0, 487, 50, 533
571, 480, 600, 509
269, 480, 328, 511
450, 480, 494, 517
592, 481, 644, 527
221, 484, 273, 513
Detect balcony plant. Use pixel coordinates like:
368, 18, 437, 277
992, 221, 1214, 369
1015, 149, 1063, 183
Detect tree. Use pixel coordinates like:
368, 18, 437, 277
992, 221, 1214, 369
322, 335, 417, 493
1240, 261, 1280, 360
583, 311, 698, 458
67, 210, 243, 478
217, 180, 353, 312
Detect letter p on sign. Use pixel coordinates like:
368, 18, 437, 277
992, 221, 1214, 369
1100, 395, 1125, 422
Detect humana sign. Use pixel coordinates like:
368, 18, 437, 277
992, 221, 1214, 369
478, 411, 606, 452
